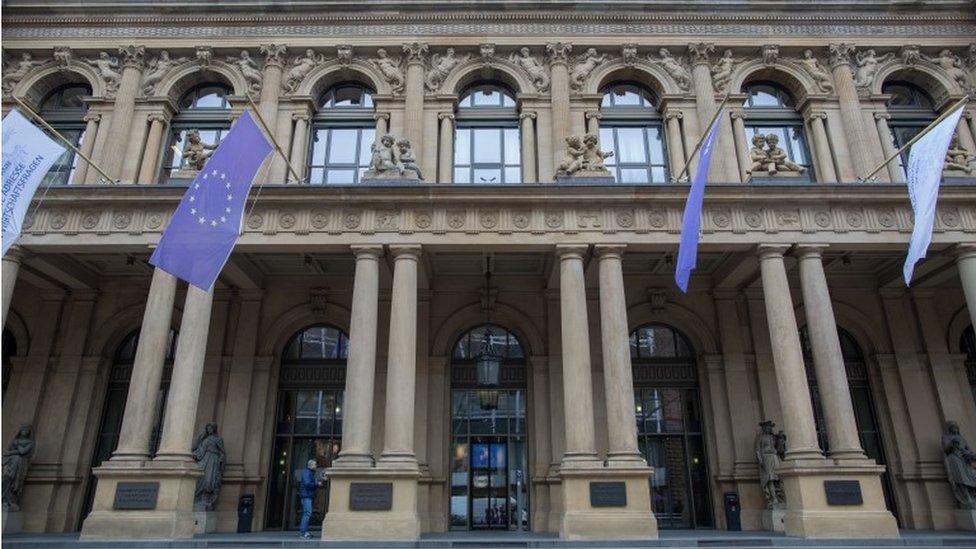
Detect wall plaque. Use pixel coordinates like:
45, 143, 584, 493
824, 480, 862, 506
113, 482, 159, 510
589, 481, 627, 507
349, 482, 393, 511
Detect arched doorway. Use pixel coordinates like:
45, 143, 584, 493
449, 324, 529, 530
962, 325, 976, 406
79, 328, 176, 527
800, 326, 898, 522
265, 325, 348, 531
629, 323, 712, 529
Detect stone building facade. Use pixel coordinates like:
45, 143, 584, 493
2, 0, 976, 541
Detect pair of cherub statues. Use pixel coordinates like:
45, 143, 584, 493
748, 133, 805, 176
557, 133, 614, 176
364, 133, 424, 180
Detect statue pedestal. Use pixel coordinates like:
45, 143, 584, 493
762, 507, 785, 532
2, 509, 23, 534
194, 510, 217, 534
322, 465, 420, 541
955, 509, 976, 530
557, 460, 657, 540
171, 169, 200, 181
555, 171, 615, 185
746, 172, 807, 185
360, 175, 422, 186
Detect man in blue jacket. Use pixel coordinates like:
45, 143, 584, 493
298, 459, 321, 539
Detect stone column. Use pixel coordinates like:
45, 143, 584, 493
380, 244, 421, 467
155, 285, 215, 460
137, 114, 168, 184
402, 43, 428, 171
101, 45, 145, 181
828, 44, 875, 180
288, 114, 309, 182
2, 248, 24, 327
335, 245, 382, 467
259, 44, 287, 182
796, 245, 865, 460
730, 110, 750, 182
72, 113, 101, 184
873, 113, 903, 183
757, 245, 822, 460
547, 43, 573, 174
520, 112, 537, 183
112, 268, 177, 460
585, 111, 601, 135
556, 244, 597, 464
437, 113, 454, 183
958, 245, 976, 331
374, 112, 390, 137
595, 245, 642, 462
689, 42, 739, 182
966, 112, 976, 153
664, 109, 686, 180
808, 112, 839, 183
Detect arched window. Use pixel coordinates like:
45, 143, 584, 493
883, 81, 937, 175
308, 83, 376, 185
742, 82, 814, 180
267, 324, 348, 531
162, 83, 233, 181
599, 83, 669, 183
629, 323, 711, 529
454, 84, 521, 184
39, 83, 91, 185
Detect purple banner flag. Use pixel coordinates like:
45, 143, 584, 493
150, 111, 272, 291
674, 110, 723, 293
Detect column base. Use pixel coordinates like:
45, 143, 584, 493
762, 507, 786, 532
79, 459, 201, 540
955, 509, 976, 530
2, 509, 24, 534
322, 466, 420, 541
778, 459, 898, 538
194, 510, 217, 534
558, 462, 657, 540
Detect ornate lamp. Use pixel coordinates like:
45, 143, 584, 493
475, 258, 501, 410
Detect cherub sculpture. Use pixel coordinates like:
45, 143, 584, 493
799, 49, 834, 93
181, 130, 217, 171
142, 50, 188, 96
2, 52, 43, 95
651, 48, 691, 90
748, 134, 771, 175
425, 48, 468, 92
396, 138, 424, 179
944, 135, 975, 174
765, 134, 805, 174
284, 49, 323, 93
710, 49, 737, 93
509, 47, 550, 92
582, 133, 613, 171
570, 48, 607, 90
371, 49, 405, 93
556, 135, 586, 176
228, 50, 263, 95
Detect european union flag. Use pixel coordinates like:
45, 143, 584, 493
150, 111, 272, 291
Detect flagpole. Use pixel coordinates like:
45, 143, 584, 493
860, 94, 970, 182
671, 94, 732, 183
243, 95, 304, 184
12, 96, 118, 184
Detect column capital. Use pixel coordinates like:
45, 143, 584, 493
3, 246, 26, 263
84, 112, 102, 123
147, 112, 167, 123
519, 111, 537, 121
664, 108, 683, 120
687, 42, 715, 66
546, 42, 573, 66
594, 243, 626, 259
402, 42, 429, 66
806, 111, 828, 121
118, 45, 146, 70
555, 244, 588, 260
438, 112, 455, 121
730, 109, 746, 120
585, 111, 602, 121
373, 112, 391, 123
389, 244, 422, 260
953, 243, 976, 260
794, 244, 829, 258
828, 43, 856, 69
291, 112, 309, 122
873, 111, 891, 121
350, 244, 383, 260
259, 43, 288, 68
756, 243, 791, 260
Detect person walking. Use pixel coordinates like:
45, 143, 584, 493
298, 459, 321, 539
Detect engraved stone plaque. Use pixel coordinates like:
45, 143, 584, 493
349, 482, 393, 511
113, 482, 159, 510
589, 481, 627, 507
824, 480, 862, 506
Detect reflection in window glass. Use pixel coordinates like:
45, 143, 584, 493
163, 84, 232, 180
454, 128, 520, 184
599, 84, 669, 183
742, 82, 813, 181
39, 84, 91, 185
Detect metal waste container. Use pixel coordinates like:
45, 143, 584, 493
723, 491, 741, 531
237, 493, 255, 533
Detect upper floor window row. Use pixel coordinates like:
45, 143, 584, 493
40, 83, 91, 186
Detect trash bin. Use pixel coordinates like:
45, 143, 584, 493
237, 493, 255, 533
723, 491, 741, 532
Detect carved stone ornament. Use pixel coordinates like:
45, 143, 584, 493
426, 48, 470, 92
226, 50, 263, 96
621, 43, 639, 67
260, 43, 288, 68
569, 47, 608, 91
335, 44, 353, 67
853, 49, 893, 90
181, 129, 217, 171
747, 133, 805, 176
509, 47, 550, 92
86, 51, 121, 96
369, 48, 405, 94
53, 47, 72, 71
195, 45, 213, 67
925, 49, 973, 92
403, 42, 429, 65
900, 45, 922, 66
710, 49, 739, 93
192, 423, 225, 512
648, 48, 690, 90
2, 52, 44, 95
943, 420, 976, 510
309, 287, 328, 313
1, 425, 35, 511
142, 50, 189, 96
687, 42, 715, 66
556, 133, 614, 180
796, 49, 834, 93
761, 44, 779, 66
479, 43, 495, 64
828, 43, 855, 69
363, 133, 423, 181
944, 135, 975, 175
284, 49, 325, 93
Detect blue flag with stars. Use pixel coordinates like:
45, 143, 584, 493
150, 110, 272, 291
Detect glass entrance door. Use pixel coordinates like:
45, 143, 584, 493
470, 440, 508, 529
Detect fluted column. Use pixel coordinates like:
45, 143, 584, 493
155, 285, 214, 460
380, 244, 421, 467
688, 42, 738, 182
72, 113, 101, 184
956, 113, 976, 155
757, 245, 822, 461
2, 248, 24, 327
595, 245, 642, 462
828, 44, 875, 180
730, 110, 750, 182
259, 44, 287, 182
335, 245, 383, 466
585, 111, 601, 135
288, 113, 309, 182
102, 45, 145, 181
664, 109, 686, 180
437, 113, 454, 183
520, 112, 537, 183
556, 244, 597, 464
547, 42, 572, 175
137, 114, 167, 184
873, 112, 903, 183
967, 112, 976, 153
796, 245, 866, 460
957, 245, 976, 331
403, 43, 428, 171
112, 268, 177, 459
808, 112, 838, 183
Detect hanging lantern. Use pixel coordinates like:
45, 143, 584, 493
475, 328, 501, 387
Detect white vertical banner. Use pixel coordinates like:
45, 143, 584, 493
903, 105, 965, 285
2, 109, 66, 256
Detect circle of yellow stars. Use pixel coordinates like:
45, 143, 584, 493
187, 169, 234, 227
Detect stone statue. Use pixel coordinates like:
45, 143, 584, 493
556, 135, 586, 176
650, 48, 691, 90
570, 48, 607, 90
509, 47, 550, 92
928, 50, 973, 92
2, 52, 43, 95
945, 135, 975, 174
366, 134, 398, 176
228, 50, 263, 95
192, 423, 225, 511
710, 49, 736, 93
748, 134, 771, 175
582, 133, 613, 170
284, 49, 323, 93
2, 425, 35, 511
86, 51, 121, 94
396, 138, 424, 180
943, 421, 976, 509
755, 420, 784, 508
775, 430, 787, 461
142, 50, 187, 96
799, 49, 834, 93
181, 130, 217, 171
853, 49, 892, 89
426, 48, 468, 92
363, 133, 422, 180
371, 48, 405, 93
765, 134, 805, 174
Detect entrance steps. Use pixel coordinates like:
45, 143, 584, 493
3, 531, 975, 549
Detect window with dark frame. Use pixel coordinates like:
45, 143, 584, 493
39, 83, 91, 186
742, 82, 814, 181
308, 84, 376, 185
599, 83, 670, 184
161, 84, 233, 181
883, 81, 937, 177
454, 84, 521, 184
